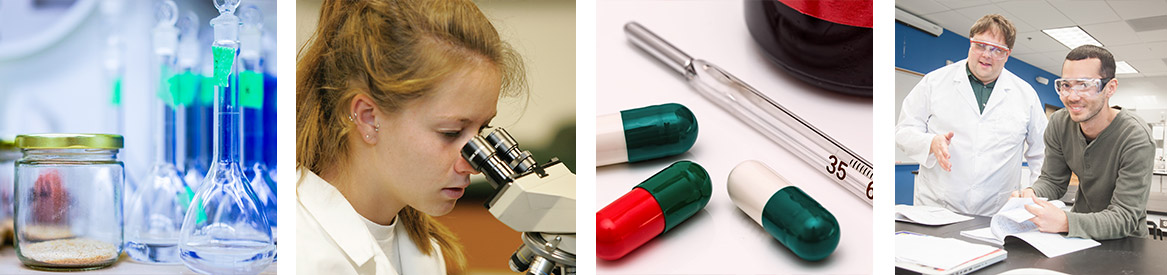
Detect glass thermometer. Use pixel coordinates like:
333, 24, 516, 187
625, 21, 873, 206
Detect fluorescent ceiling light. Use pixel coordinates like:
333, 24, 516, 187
1116, 61, 1139, 74
1042, 26, 1102, 49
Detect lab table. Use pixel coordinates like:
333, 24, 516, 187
0, 245, 278, 274
896, 216, 1167, 274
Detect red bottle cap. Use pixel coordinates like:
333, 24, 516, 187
777, 0, 873, 28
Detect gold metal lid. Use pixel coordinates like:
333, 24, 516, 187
15, 134, 124, 149
0, 138, 15, 151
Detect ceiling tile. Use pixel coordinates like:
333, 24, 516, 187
896, 0, 950, 15
1126, 15, 1167, 32
1081, 21, 1142, 47
1108, 43, 1159, 60
936, 0, 995, 9
920, 10, 978, 38
1054, 1, 1122, 26
999, 1, 1075, 29
1041, 50, 1072, 64
1126, 59, 1167, 74
1136, 29, 1167, 43
1107, 0, 1167, 20
954, 4, 1036, 33
1010, 40, 1038, 55
1021, 51, 1069, 75
1017, 31, 1068, 52
1149, 41, 1167, 56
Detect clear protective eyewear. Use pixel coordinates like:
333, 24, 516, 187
1054, 78, 1111, 97
970, 39, 1011, 60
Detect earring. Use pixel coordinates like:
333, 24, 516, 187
374, 122, 380, 132
348, 113, 355, 122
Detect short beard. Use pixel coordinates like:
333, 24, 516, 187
1071, 105, 1102, 123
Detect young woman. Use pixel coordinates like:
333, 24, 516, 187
295, 0, 525, 273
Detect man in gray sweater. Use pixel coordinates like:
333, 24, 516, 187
1014, 45, 1154, 240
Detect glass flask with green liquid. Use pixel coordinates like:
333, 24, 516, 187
178, 0, 274, 273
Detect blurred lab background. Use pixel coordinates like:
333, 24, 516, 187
0, 0, 278, 247
296, 0, 576, 274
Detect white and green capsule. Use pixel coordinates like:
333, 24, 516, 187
596, 103, 698, 166
728, 160, 840, 261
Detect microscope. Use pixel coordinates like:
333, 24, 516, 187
461, 127, 576, 275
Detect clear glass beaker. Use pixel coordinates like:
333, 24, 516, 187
13, 134, 124, 271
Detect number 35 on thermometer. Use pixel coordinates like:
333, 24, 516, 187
826, 154, 874, 203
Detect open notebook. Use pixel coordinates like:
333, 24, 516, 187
896, 231, 1007, 275
960, 198, 1099, 258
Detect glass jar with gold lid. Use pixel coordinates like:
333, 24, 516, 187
13, 134, 124, 270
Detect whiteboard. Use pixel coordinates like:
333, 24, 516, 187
895, 68, 924, 164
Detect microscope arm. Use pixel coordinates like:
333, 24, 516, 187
487, 162, 576, 233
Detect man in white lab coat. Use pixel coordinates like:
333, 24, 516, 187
896, 14, 1048, 216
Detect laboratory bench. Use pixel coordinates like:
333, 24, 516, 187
896, 216, 1167, 274
0, 245, 277, 274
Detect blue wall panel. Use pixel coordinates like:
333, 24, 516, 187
895, 164, 918, 205
895, 22, 1064, 109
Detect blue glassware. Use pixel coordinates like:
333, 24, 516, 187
178, 0, 275, 273
126, 0, 192, 264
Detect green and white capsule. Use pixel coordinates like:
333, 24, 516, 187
728, 160, 840, 261
596, 103, 698, 166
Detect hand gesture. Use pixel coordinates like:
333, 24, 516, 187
930, 132, 955, 172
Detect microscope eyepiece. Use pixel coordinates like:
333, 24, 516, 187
461, 127, 541, 188
484, 128, 538, 175
461, 135, 514, 189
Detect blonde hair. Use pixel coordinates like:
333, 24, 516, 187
296, 0, 526, 272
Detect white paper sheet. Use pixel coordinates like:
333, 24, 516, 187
1009, 232, 1100, 258
960, 227, 1001, 245
897, 233, 999, 271
958, 198, 1099, 258
895, 205, 973, 226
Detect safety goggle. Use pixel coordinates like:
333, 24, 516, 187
970, 39, 1011, 60
1054, 78, 1112, 97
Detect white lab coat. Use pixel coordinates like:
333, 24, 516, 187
297, 169, 447, 275
896, 60, 1047, 216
